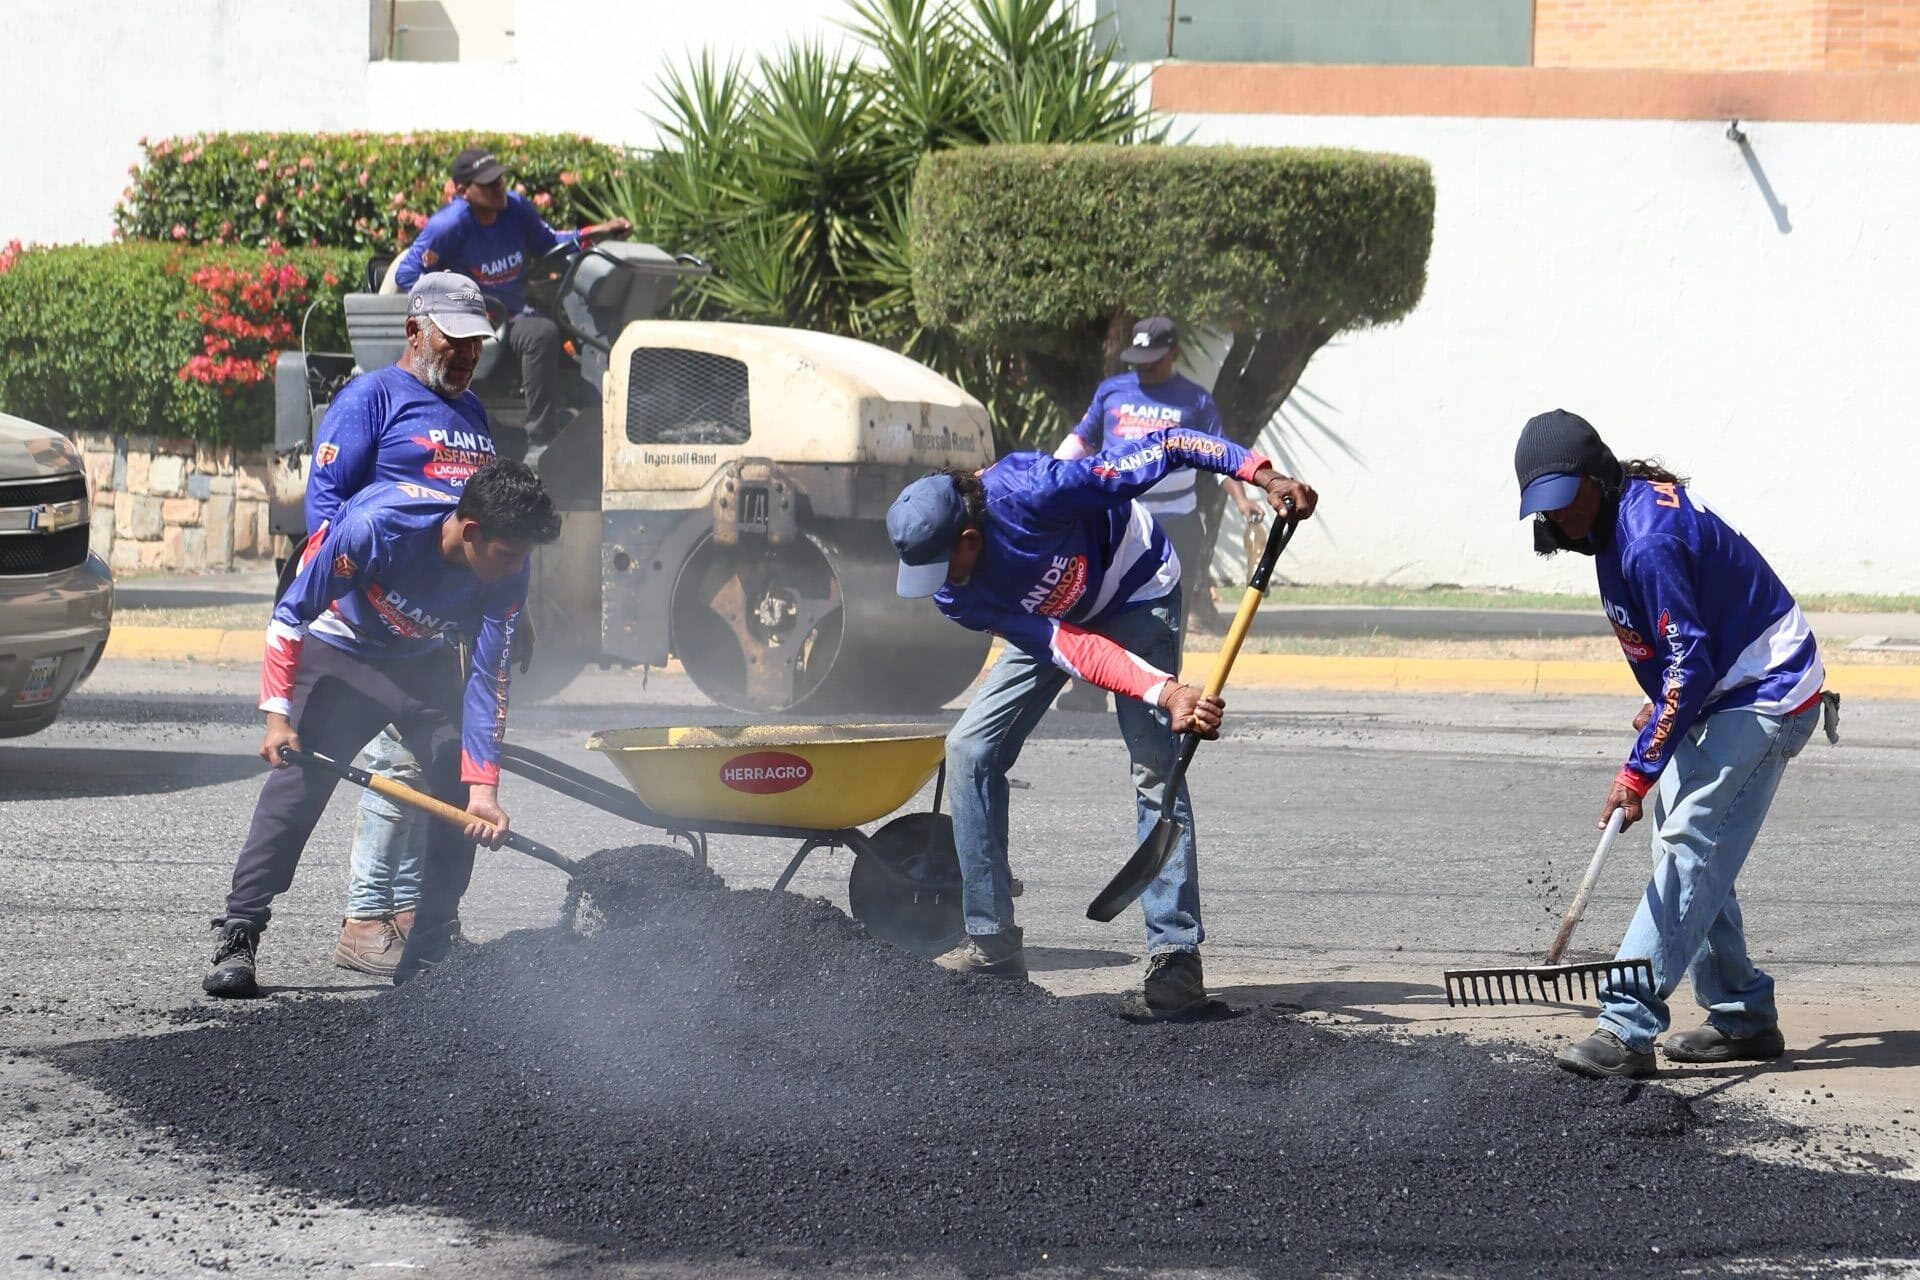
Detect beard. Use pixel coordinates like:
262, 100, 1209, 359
412, 342, 474, 398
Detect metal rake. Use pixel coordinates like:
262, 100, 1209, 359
1442, 958, 1654, 1008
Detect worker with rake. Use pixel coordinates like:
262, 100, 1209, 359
887, 429, 1315, 1017
1514, 410, 1831, 1079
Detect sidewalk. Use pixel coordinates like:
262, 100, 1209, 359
105, 573, 1920, 698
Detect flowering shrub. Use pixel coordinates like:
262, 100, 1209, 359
0, 243, 358, 444
115, 130, 628, 251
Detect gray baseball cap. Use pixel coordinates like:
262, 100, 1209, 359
407, 272, 493, 340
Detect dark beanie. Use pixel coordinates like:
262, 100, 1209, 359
1513, 410, 1621, 494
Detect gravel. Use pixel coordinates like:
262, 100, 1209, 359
60, 845, 1920, 1277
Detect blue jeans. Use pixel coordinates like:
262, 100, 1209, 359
346, 725, 428, 919
946, 593, 1201, 955
1597, 703, 1819, 1051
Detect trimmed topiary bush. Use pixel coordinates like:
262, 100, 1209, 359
0, 243, 360, 445
114, 130, 629, 253
910, 143, 1435, 449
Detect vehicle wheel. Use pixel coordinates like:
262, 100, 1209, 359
847, 812, 963, 958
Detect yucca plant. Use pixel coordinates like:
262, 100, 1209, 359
595, 0, 1156, 451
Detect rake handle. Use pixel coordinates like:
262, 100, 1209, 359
1544, 808, 1627, 965
280, 746, 578, 875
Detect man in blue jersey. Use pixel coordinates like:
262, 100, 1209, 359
887, 430, 1316, 1016
394, 146, 630, 448
307, 271, 500, 979
1056, 317, 1263, 629
203, 460, 561, 999
1512, 411, 1828, 1079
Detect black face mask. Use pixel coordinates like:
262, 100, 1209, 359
1531, 486, 1620, 558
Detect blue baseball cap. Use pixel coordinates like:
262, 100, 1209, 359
888, 475, 967, 598
1518, 471, 1583, 518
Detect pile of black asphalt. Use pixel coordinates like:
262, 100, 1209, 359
64, 846, 1920, 1278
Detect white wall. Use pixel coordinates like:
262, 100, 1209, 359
1176, 111, 1920, 594
3, 0, 850, 246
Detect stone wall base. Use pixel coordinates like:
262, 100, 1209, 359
72, 431, 273, 574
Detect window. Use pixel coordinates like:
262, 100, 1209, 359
1097, 0, 1533, 67
625, 349, 752, 447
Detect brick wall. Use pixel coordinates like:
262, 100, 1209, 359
1535, 0, 1920, 72
1535, 1, 1825, 71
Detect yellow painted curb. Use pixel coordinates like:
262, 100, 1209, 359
101, 627, 1920, 700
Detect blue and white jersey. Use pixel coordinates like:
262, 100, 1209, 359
262, 482, 525, 785
936, 428, 1267, 702
1597, 478, 1823, 793
1063, 371, 1227, 517
306, 365, 494, 533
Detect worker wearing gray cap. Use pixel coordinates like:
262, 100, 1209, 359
298, 272, 500, 978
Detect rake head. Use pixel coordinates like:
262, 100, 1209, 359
1442, 959, 1655, 1008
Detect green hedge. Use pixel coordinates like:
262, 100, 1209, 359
114, 131, 629, 252
0, 243, 359, 445
910, 144, 1435, 351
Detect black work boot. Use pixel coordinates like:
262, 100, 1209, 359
203, 922, 261, 999
1142, 949, 1208, 1018
1554, 1028, 1656, 1079
933, 927, 1027, 978
1663, 1023, 1786, 1064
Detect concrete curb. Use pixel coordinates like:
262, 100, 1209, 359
103, 626, 1920, 700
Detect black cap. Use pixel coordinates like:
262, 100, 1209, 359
450, 147, 507, 186
1513, 410, 1620, 518
1121, 316, 1177, 365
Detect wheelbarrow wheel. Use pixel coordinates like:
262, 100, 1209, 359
848, 812, 963, 958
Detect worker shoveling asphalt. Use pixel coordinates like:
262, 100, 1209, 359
64, 846, 1920, 1278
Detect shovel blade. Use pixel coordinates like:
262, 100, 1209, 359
1086, 817, 1181, 922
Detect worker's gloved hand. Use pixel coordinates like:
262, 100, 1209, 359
1598, 779, 1643, 832
465, 785, 511, 850
259, 713, 301, 768
1633, 701, 1654, 731
1162, 683, 1225, 739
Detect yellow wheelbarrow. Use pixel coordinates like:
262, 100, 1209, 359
492, 724, 981, 955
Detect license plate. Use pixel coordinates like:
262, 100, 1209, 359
14, 655, 60, 707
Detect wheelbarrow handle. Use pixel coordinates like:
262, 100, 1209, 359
279, 746, 579, 876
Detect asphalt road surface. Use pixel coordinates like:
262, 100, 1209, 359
5, 658, 1920, 1276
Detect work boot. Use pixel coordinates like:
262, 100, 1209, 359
1142, 949, 1208, 1018
933, 928, 1027, 978
203, 922, 261, 999
388, 906, 415, 943
1554, 1028, 1656, 1079
332, 917, 402, 978
1663, 1023, 1787, 1064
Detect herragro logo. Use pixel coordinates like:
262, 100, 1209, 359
720, 750, 814, 795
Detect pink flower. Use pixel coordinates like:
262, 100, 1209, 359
532, 192, 551, 209
137, 134, 148, 146
127, 163, 139, 176
181, 148, 198, 164
255, 158, 270, 171
559, 171, 578, 187
299, 155, 314, 169
391, 191, 406, 206
357, 169, 370, 186
255, 193, 268, 208
441, 179, 456, 199
219, 220, 233, 236
274, 209, 287, 225
171, 224, 187, 240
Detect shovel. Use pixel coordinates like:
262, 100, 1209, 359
280, 746, 581, 876
1087, 505, 1297, 923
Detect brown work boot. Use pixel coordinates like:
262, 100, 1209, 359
389, 906, 415, 942
332, 916, 402, 977
933, 927, 1027, 978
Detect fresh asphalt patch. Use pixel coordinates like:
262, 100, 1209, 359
55, 847, 1920, 1278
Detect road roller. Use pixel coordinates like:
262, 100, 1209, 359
271, 241, 994, 712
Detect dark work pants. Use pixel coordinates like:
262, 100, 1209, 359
506, 313, 562, 442
223, 639, 477, 975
